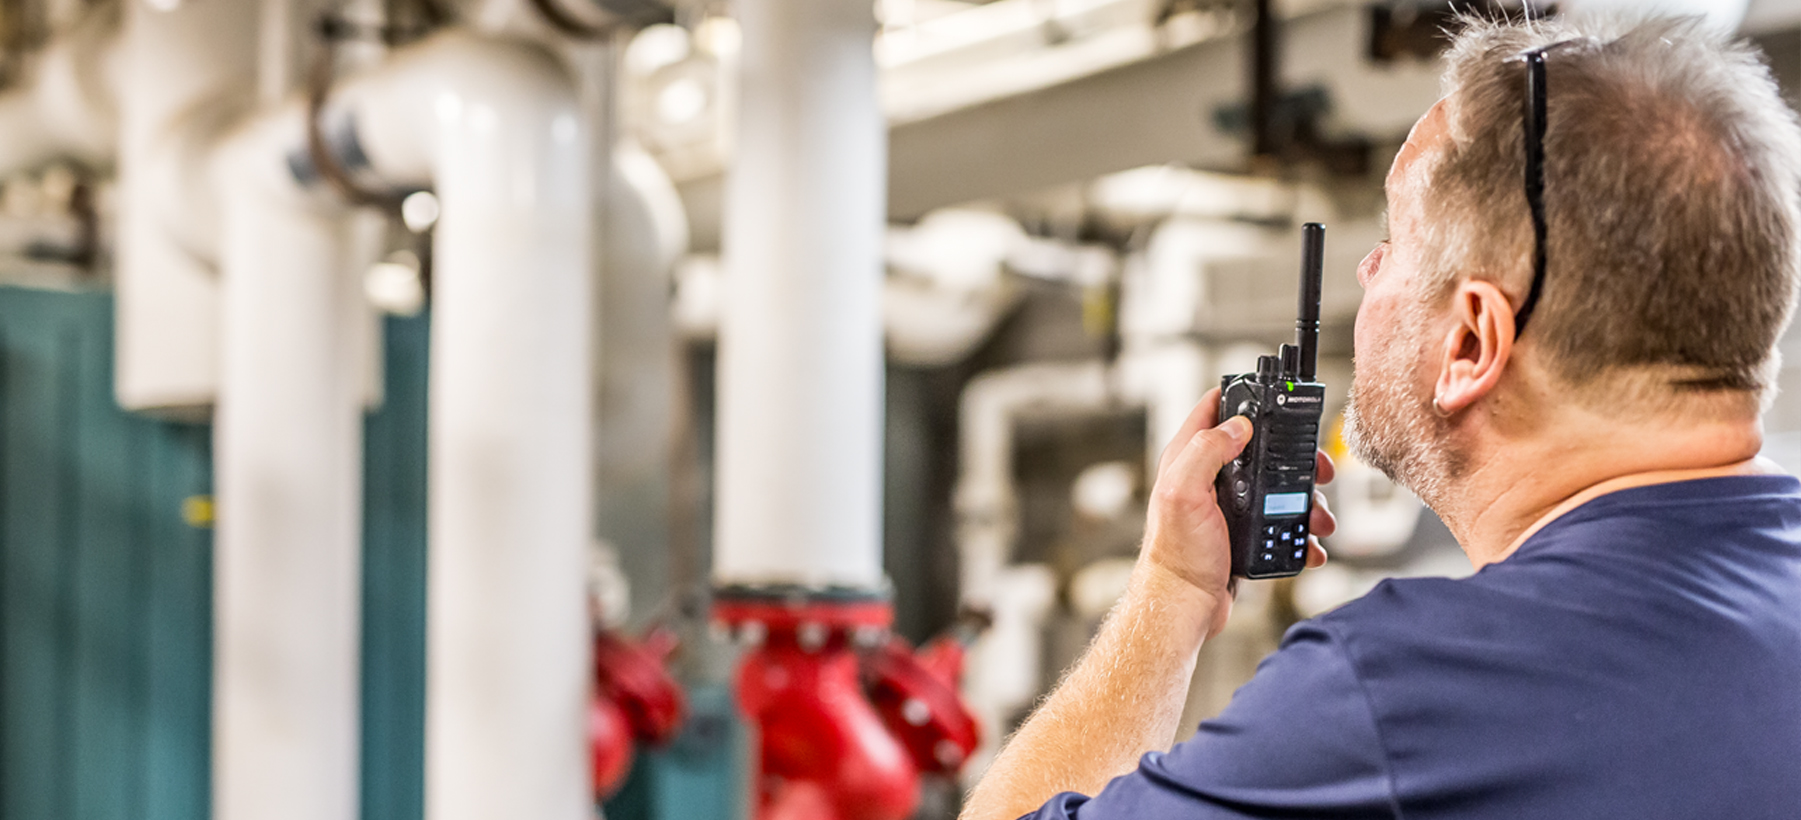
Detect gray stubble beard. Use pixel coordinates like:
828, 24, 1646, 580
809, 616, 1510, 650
1342, 329, 1462, 512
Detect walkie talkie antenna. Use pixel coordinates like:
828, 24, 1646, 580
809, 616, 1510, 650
1296, 223, 1324, 382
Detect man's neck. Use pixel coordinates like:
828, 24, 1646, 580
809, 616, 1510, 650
1434, 406, 1767, 569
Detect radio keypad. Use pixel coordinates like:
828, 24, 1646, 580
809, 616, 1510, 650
1256, 518, 1311, 568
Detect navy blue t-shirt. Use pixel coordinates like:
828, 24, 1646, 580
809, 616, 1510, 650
1026, 475, 1801, 819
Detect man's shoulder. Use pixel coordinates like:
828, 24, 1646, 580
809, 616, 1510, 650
1307, 473, 1801, 654
1305, 573, 1481, 644
1293, 570, 1562, 689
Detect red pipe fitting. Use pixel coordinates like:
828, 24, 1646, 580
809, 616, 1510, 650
590, 694, 635, 796
863, 634, 980, 777
718, 594, 916, 820
717, 591, 984, 820
589, 628, 687, 798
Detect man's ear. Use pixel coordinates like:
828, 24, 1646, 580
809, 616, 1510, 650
1433, 279, 1515, 415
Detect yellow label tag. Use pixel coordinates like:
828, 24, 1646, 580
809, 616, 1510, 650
182, 495, 215, 529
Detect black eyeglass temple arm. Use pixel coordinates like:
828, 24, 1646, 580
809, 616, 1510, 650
1515, 49, 1551, 336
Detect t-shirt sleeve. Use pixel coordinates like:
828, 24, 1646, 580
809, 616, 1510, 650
1017, 621, 1398, 820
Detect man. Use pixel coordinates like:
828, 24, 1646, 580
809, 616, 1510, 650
963, 15, 1801, 820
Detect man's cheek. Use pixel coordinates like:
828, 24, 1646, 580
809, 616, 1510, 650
1352, 292, 1391, 357
1352, 294, 1373, 353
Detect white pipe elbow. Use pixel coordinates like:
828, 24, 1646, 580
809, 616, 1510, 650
327, 32, 584, 194
953, 361, 1113, 602
955, 361, 1113, 503
0, 7, 119, 174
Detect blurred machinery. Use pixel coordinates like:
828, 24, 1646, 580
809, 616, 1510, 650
0, 0, 1795, 820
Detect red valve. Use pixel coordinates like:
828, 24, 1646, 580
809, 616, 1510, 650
589, 628, 687, 798
862, 635, 980, 776
595, 628, 685, 744
590, 694, 634, 796
718, 591, 985, 820
721, 595, 916, 820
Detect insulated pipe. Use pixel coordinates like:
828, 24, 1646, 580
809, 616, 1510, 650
952, 361, 1109, 779
212, 105, 365, 820
1120, 218, 1270, 478
950, 341, 1207, 779
714, 0, 887, 589
954, 361, 1112, 603
322, 32, 594, 820
115, 0, 258, 412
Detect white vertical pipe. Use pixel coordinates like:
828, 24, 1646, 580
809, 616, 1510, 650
714, 0, 887, 589
211, 105, 364, 820
333, 33, 593, 820
424, 64, 591, 820
115, 0, 257, 412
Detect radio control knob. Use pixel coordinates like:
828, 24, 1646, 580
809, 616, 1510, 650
1237, 400, 1260, 418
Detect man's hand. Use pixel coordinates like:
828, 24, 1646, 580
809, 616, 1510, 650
1140, 387, 1337, 641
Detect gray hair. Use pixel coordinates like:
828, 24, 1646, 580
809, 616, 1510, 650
1418, 15, 1801, 398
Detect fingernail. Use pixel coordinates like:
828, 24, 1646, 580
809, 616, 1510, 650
1223, 416, 1251, 443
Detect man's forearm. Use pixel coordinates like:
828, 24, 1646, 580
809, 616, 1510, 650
959, 563, 1217, 820
958, 399, 1332, 820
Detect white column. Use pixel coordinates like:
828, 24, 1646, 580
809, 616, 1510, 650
714, 0, 887, 589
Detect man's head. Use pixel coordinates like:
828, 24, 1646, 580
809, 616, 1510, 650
1345, 16, 1801, 506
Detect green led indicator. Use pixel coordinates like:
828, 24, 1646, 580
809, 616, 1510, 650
1285, 382, 1294, 391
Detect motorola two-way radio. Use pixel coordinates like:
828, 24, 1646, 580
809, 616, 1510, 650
1215, 222, 1327, 579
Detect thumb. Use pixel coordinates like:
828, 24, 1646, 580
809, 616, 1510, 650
1164, 415, 1253, 490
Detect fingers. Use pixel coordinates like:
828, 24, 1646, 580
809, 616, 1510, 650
1306, 537, 1329, 569
1315, 450, 1336, 485
1159, 388, 1222, 477
1310, 488, 1336, 538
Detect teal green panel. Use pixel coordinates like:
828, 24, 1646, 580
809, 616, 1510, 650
141, 422, 212, 820
361, 312, 430, 820
0, 294, 728, 820
603, 683, 748, 820
0, 289, 82, 820
0, 287, 213, 820
69, 294, 144, 820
